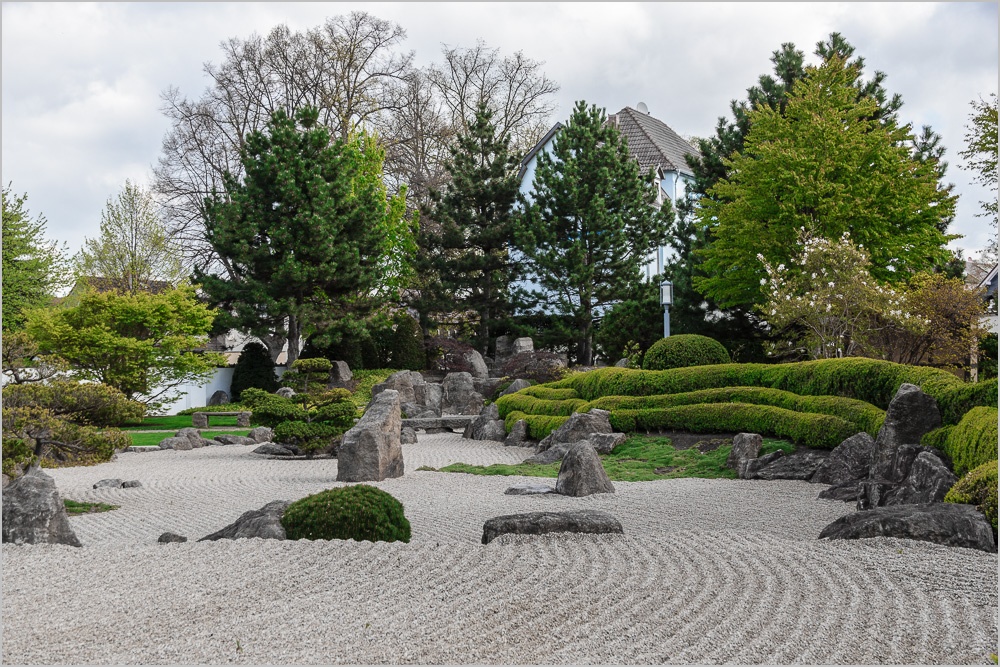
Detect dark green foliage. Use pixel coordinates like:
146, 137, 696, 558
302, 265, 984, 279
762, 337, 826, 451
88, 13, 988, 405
281, 485, 411, 543
979, 334, 998, 380
502, 411, 569, 440
926, 407, 998, 476
241, 383, 354, 457
945, 460, 998, 534
548, 358, 966, 412
229, 342, 278, 402
413, 104, 521, 355
386, 315, 424, 370
514, 100, 673, 365
280, 357, 334, 395
934, 378, 998, 426
609, 403, 856, 449
592, 278, 664, 364
642, 334, 731, 371
1, 436, 36, 478
272, 421, 345, 455
1, 380, 145, 427
1, 406, 130, 474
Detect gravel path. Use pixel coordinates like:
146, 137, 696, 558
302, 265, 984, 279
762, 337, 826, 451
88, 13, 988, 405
3, 433, 996, 664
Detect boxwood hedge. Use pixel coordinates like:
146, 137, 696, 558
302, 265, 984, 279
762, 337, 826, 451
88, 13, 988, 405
944, 459, 998, 534
923, 407, 998, 476
503, 411, 569, 440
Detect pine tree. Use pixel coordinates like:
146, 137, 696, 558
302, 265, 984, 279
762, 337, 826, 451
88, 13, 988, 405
230, 341, 278, 401
515, 101, 672, 365
414, 103, 521, 356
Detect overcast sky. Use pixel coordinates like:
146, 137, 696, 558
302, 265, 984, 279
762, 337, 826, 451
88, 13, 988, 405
3, 2, 997, 264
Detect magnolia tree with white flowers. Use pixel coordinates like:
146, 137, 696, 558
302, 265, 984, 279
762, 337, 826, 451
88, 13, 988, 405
760, 231, 987, 365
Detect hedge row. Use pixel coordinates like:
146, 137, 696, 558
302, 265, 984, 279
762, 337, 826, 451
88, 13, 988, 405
518, 386, 581, 401
585, 387, 885, 437
495, 393, 589, 419
503, 411, 569, 440
923, 407, 998, 476
944, 459, 998, 534
608, 403, 858, 449
547, 359, 983, 423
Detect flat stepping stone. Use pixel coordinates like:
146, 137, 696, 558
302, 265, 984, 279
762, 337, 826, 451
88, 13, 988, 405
504, 484, 556, 496
819, 503, 996, 552
482, 510, 623, 544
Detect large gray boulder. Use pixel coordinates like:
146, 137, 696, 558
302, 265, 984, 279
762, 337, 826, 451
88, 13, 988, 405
869, 384, 942, 483
2, 468, 82, 547
413, 382, 442, 414
440, 372, 484, 415
812, 433, 875, 486
726, 433, 763, 470
819, 503, 996, 553
504, 419, 530, 447
199, 500, 291, 541
482, 510, 623, 544
371, 370, 417, 405
880, 452, 958, 506
464, 349, 489, 379
749, 451, 829, 481
275, 387, 296, 398
555, 442, 615, 497
463, 403, 506, 441
737, 450, 785, 479
337, 389, 404, 483
589, 432, 627, 455
537, 409, 613, 453
512, 337, 534, 356
248, 426, 274, 444
523, 440, 576, 464
499, 379, 532, 397
208, 390, 230, 406
161, 427, 217, 450
494, 335, 514, 362
214, 434, 256, 446
326, 360, 353, 389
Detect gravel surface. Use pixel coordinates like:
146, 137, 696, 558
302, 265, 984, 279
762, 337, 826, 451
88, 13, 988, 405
3, 433, 997, 664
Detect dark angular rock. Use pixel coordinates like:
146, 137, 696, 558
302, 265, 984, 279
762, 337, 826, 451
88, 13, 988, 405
751, 451, 829, 481
504, 419, 530, 447
537, 409, 613, 453
555, 442, 615, 497
482, 510, 623, 544
819, 503, 996, 553
812, 433, 875, 486
2, 468, 82, 547
499, 379, 532, 397
214, 434, 256, 446
819, 481, 862, 502
121, 480, 143, 488
523, 440, 575, 464
881, 452, 958, 506
473, 377, 503, 399
326, 360, 353, 389
199, 500, 291, 541
870, 383, 942, 483
252, 442, 296, 456
158, 532, 187, 543
737, 450, 785, 479
726, 432, 763, 470
247, 426, 274, 444
208, 390, 230, 406
504, 484, 556, 495
93, 478, 124, 489
337, 389, 404, 482
400, 426, 417, 445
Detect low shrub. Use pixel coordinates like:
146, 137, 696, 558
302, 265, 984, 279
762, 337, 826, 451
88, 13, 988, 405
281, 485, 411, 543
272, 421, 345, 455
229, 341, 278, 402
934, 378, 998, 426
608, 403, 857, 449
927, 407, 998, 476
1, 405, 130, 475
585, 387, 885, 437
642, 334, 731, 371
502, 411, 569, 440
495, 393, 589, 420
1, 380, 145, 427
944, 460, 998, 534
499, 351, 569, 385
176, 403, 246, 416
281, 357, 334, 395
519, 386, 580, 401
241, 386, 355, 456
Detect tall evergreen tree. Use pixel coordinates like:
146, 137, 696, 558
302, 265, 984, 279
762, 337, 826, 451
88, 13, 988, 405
413, 103, 521, 355
515, 101, 672, 365
196, 107, 413, 364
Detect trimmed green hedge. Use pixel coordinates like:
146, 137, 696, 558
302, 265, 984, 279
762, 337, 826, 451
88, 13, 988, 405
925, 407, 998, 476
934, 378, 998, 426
585, 387, 884, 437
642, 334, 730, 371
548, 358, 975, 420
944, 459, 997, 534
503, 411, 569, 440
608, 403, 857, 449
495, 393, 589, 419
518, 386, 580, 401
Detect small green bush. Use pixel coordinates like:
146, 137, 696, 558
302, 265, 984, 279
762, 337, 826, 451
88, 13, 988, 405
642, 334, 731, 371
503, 411, 569, 440
281, 485, 411, 543
608, 403, 856, 449
944, 460, 998, 534
273, 421, 345, 455
1, 405, 130, 474
386, 315, 424, 371
1, 380, 145, 427
495, 393, 589, 420
928, 407, 998, 476
229, 342, 278, 402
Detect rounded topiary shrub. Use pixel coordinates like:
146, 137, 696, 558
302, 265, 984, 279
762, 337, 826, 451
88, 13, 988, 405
944, 460, 998, 534
641, 334, 731, 371
230, 342, 278, 402
281, 485, 411, 543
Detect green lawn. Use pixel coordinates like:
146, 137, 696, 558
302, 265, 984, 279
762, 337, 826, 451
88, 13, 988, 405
128, 430, 251, 447
123, 415, 241, 431
429, 435, 795, 482
64, 499, 119, 515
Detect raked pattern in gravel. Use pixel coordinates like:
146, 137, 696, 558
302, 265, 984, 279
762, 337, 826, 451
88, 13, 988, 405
3, 433, 997, 664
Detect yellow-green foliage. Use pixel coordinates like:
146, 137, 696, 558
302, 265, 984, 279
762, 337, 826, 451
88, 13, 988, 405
495, 393, 589, 419
931, 407, 998, 476
586, 387, 884, 437
945, 460, 998, 533
519, 386, 580, 400
934, 378, 997, 426
609, 403, 857, 449
503, 411, 569, 440
547, 358, 970, 418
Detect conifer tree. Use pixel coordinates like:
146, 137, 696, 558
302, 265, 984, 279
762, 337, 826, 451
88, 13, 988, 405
515, 101, 672, 365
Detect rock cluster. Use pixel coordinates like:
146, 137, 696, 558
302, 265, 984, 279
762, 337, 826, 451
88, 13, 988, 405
522, 410, 626, 464
463, 403, 506, 442
161, 426, 274, 452
371, 370, 508, 422
819, 503, 995, 552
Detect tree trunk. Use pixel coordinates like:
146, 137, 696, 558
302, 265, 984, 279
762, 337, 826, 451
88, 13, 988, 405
259, 333, 287, 365
286, 315, 301, 366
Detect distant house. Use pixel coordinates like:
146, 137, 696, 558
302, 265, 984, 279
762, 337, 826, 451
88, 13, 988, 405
518, 104, 700, 282
54, 276, 173, 307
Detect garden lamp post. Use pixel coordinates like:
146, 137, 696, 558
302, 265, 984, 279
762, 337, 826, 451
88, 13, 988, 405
660, 279, 673, 338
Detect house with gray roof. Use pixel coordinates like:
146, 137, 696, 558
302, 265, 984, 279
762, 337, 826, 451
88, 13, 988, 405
518, 104, 699, 282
